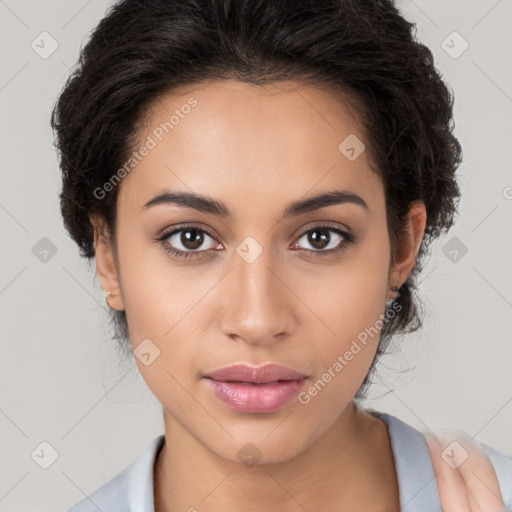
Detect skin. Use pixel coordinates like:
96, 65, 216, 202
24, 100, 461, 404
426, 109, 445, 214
426, 434, 505, 511
90, 78, 459, 511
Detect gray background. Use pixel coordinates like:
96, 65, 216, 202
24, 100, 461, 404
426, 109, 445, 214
0, 0, 511, 510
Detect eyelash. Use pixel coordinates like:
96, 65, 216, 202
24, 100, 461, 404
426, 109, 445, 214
156, 223, 356, 261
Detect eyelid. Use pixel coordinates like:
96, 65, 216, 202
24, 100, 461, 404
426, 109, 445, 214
157, 223, 220, 242
292, 222, 353, 251
294, 221, 351, 238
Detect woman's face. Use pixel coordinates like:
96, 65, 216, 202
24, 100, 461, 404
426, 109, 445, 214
93, 79, 424, 464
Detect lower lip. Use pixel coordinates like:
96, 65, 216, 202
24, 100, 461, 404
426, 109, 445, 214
204, 378, 307, 413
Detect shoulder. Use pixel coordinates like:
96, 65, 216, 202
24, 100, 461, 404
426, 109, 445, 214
66, 434, 165, 512
369, 409, 512, 512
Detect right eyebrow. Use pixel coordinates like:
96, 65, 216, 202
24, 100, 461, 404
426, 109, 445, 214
141, 189, 229, 216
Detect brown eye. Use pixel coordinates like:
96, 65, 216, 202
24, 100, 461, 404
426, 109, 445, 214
178, 228, 205, 250
297, 227, 343, 251
158, 226, 221, 260
292, 225, 355, 255
307, 227, 334, 250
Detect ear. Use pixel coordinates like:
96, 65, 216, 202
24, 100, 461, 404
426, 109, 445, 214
387, 201, 427, 299
90, 214, 125, 311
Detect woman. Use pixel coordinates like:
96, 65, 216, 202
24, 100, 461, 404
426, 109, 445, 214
52, 0, 511, 510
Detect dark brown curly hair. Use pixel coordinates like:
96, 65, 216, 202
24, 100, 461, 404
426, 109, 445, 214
50, 0, 462, 399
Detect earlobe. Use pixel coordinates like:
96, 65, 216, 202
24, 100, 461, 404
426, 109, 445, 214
90, 214, 125, 311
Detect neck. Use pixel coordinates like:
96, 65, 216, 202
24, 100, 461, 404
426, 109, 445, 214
154, 401, 399, 512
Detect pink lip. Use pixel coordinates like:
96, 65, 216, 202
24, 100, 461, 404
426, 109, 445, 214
204, 363, 308, 383
203, 363, 308, 413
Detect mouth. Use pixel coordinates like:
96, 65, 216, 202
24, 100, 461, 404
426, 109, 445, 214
202, 364, 309, 414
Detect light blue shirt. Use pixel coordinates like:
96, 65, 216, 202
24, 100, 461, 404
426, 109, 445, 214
67, 410, 512, 511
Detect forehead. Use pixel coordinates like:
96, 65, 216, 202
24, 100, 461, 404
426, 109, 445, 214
117, 79, 384, 218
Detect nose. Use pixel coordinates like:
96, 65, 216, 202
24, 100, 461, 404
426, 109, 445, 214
219, 245, 297, 347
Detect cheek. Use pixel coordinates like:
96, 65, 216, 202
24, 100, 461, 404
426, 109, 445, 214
306, 243, 389, 335
115, 227, 193, 338
115, 230, 215, 392
296, 288, 387, 419
298, 235, 390, 379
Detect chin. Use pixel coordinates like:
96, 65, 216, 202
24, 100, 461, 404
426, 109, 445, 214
202, 428, 311, 467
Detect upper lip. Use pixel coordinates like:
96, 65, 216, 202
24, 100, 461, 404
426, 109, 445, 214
204, 363, 308, 384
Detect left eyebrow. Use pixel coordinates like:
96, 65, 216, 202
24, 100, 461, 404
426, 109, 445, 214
280, 189, 369, 220
140, 188, 369, 218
